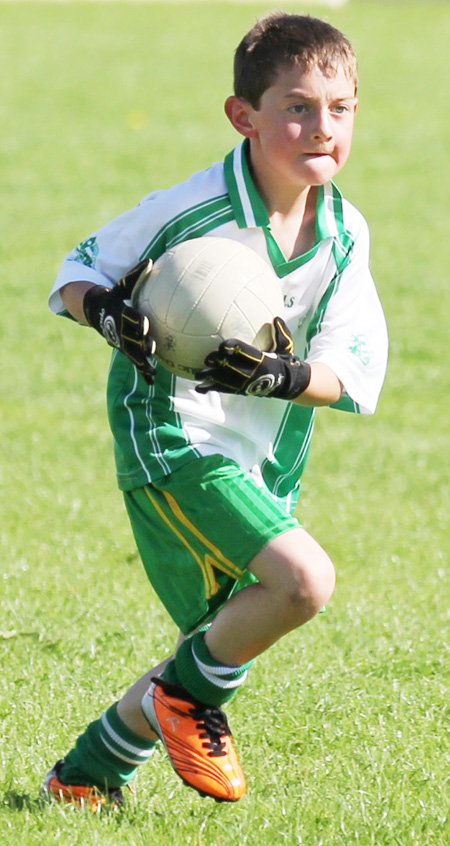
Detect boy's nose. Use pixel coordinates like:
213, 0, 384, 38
312, 108, 333, 141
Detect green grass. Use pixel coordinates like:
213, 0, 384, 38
1, 1, 449, 844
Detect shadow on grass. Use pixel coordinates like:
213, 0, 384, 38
3, 790, 45, 812
2, 789, 131, 825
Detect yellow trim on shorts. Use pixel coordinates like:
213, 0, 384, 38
143, 487, 243, 599
161, 489, 243, 578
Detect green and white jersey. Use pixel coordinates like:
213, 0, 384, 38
50, 140, 388, 498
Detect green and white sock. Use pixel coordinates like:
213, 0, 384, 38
59, 702, 158, 789
163, 630, 253, 707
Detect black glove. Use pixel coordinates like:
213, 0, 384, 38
82, 260, 156, 384
195, 316, 311, 400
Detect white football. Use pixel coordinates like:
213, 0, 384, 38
132, 237, 284, 379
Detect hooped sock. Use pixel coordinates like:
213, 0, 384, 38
163, 630, 253, 707
58, 702, 158, 789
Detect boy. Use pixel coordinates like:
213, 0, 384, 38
44, 13, 388, 809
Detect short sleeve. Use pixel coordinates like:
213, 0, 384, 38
306, 215, 388, 414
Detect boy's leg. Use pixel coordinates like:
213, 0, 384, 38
205, 526, 335, 666
118, 526, 333, 726
116, 635, 185, 739
43, 653, 175, 810
45, 457, 334, 805
126, 459, 334, 801
115, 527, 333, 730
137, 525, 334, 802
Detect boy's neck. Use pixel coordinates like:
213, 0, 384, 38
261, 182, 319, 261
268, 189, 318, 261
249, 151, 312, 215
248, 150, 319, 260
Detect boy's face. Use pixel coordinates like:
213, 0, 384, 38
226, 62, 358, 197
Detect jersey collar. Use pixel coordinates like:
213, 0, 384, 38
224, 140, 353, 274
224, 140, 268, 229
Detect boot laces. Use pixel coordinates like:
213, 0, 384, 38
190, 705, 231, 757
152, 678, 232, 758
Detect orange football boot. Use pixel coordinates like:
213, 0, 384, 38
42, 759, 124, 812
142, 677, 246, 802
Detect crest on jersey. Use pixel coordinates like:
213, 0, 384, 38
348, 334, 373, 366
73, 236, 99, 268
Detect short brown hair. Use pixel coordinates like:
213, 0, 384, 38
234, 13, 358, 108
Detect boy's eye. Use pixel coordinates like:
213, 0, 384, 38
332, 104, 349, 114
287, 104, 308, 114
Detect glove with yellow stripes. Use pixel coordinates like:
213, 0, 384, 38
83, 260, 156, 384
195, 316, 311, 399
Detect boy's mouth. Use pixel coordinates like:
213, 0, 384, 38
301, 151, 335, 163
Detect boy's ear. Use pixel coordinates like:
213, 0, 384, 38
224, 96, 258, 138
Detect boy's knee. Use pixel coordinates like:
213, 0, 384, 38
288, 551, 335, 619
249, 528, 336, 624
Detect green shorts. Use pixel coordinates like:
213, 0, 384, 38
124, 454, 299, 634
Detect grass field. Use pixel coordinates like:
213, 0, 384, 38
1, 2, 449, 844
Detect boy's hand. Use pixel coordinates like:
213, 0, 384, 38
82, 260, 156, 384
195, 316, 311, 400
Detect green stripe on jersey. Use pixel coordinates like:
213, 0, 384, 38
305, 187, 355, 357
109, 194, 236, 489
265, 184, 359, 474
108, 351, 202, 488
139, 194, 234, 263
331, 394, 361, 414
261, 405, 315, 498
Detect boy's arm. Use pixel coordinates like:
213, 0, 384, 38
197, 213, 387, 413
60, 265, 157, 385
293, 362, 342, 407
62, 288, 341, 405
60, 281, 94, 324
196, 316, 341, 406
